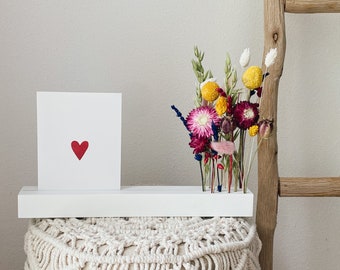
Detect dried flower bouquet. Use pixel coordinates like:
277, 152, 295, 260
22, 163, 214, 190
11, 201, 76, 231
172, 47, 277, 193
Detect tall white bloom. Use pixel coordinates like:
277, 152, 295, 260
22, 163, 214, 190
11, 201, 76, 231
265, 48, 277, 68
239, 48, 250, 68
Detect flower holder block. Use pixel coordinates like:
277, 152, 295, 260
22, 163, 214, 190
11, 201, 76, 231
18, 186, 253, 218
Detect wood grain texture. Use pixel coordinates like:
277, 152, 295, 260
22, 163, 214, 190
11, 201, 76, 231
257, 1, 286, 269
279, 177, 340, 196
258, 1, 340, 269
285, 0, 340, 13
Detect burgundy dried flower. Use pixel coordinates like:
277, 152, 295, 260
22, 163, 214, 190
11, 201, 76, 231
233, 101, 259, 130
221, 117, 234, 134
189, 135, 210, 154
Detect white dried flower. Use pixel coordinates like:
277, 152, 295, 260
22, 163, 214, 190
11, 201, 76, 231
239, 48, 250, 68
265, 48, 277, 68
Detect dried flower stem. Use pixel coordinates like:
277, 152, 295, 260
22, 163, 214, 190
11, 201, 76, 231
238, 130, 246, 189
211, 158, 215, 193
228, 132, 234, 193
244, 138, 264, 192
228, 154, 233, 192
233, 156, 240, 192
217, 168, 222, 192
199, 160, 205, 192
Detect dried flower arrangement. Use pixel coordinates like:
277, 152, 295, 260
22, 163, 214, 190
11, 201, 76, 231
171, 47, 277, 193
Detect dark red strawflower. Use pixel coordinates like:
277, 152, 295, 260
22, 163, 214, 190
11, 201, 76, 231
189, 135, 209, 154
233, 101, 259, 130
217, 88, 227, 97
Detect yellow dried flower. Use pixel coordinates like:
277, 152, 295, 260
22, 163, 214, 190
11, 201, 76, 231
242, 66, 263, 89
201, 81, 220, 102
215, 96, 228, 116
248, 125, 259, 137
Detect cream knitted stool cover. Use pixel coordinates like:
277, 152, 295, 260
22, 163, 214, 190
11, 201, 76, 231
24, 217, 261, 270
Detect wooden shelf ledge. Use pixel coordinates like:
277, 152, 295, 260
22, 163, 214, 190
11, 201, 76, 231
18, 186, 253, 218
279, 177, 340, 197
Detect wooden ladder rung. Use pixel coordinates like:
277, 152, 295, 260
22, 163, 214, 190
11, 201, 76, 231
279, 177, 340, 196
285, 0, 340, 13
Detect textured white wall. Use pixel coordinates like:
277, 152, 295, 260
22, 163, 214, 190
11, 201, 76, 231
0, 1, 339, 269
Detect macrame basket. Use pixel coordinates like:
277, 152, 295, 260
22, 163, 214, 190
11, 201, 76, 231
24, 217, 261, 270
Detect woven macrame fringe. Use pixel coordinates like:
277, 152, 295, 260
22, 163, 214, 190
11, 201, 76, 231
25, 253, 259, 270
24, 217, 261, 270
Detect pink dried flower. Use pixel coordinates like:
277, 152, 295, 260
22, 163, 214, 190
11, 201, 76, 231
186, 106, 220, 138
210, 141, 235, 155
258, 119, 273, 139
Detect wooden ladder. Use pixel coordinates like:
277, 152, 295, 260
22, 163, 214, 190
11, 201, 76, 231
256, 1, 340, 269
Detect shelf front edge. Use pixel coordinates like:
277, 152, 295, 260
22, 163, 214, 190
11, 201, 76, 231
18, 186, 253, 218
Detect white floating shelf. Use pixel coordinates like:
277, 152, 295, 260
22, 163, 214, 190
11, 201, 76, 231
18, 186, 253, 218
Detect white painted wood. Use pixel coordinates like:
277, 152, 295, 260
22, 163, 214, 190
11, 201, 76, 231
18, 186, 253, 218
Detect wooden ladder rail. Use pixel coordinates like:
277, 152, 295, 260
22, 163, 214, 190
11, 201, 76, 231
257, 1, 340, 269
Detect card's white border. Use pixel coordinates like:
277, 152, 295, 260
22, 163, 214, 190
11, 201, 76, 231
37, 92, 122, 191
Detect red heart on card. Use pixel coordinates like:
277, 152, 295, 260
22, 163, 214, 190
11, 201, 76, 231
71, 141, 89, 160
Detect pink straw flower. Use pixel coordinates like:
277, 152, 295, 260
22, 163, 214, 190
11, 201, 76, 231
210, 141, 235, 155
186, 106, 220, 138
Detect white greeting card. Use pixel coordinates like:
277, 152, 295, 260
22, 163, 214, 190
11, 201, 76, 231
37, 92, 122, 191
